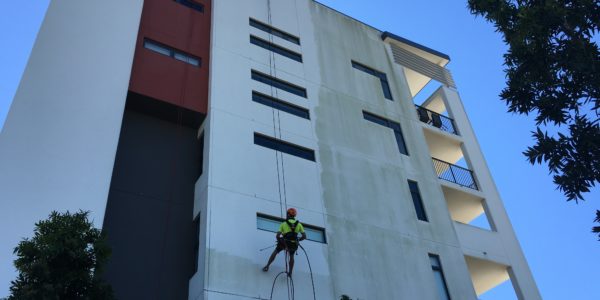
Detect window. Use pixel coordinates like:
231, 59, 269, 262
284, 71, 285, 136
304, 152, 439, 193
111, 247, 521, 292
143, 39, 201, 67
252, 91, 310, 119
363, 111, 409, 155
254, 133, 315, 161
175, 0, 204, 12
196, 132, 204, 181
249, 18, 300, 45
408, 180, 428, 221
429, 254, 451, 300
351, 61, 393, 100
191, 214, 200, 277
251, 70, 307, 98
257, 213, 326, 243
250, 35, 303, 62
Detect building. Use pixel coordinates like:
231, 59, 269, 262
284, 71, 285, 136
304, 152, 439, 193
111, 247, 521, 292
0, 0, 542, 299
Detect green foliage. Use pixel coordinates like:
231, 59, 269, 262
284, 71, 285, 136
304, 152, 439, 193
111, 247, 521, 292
467, 0, 600, 202
8, 211, 114, 300
594, 210, 600, 240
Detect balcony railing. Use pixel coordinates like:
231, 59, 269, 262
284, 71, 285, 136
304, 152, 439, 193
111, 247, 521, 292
432, 158, 478, 190
415, 105, 458, 135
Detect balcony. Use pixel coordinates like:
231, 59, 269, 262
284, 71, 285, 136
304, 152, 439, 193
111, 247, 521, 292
442, 185, 494, 231
464, 256, 519, 299
432, 158, 478, 190
415, 104, 457, 135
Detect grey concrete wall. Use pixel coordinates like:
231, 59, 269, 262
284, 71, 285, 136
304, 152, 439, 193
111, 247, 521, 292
196, 0, 482, 299
308, 3, 477, 300
0, 0, 142, 296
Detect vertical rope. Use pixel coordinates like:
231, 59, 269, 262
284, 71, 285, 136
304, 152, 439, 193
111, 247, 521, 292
266, 0, 285, 219
266, 2, 294, 299
267, 0, 290, 217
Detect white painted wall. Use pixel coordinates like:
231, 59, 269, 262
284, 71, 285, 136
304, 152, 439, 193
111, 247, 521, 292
0, 0, 143, 296
441, 86, 542, 299
193, 0, 513, 299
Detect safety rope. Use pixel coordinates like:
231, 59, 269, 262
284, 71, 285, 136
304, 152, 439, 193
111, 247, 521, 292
265, 1, 310, 299
266, 0, 290, 219
267, 243, 316, 300
269, 271, 287, 300
299, 245, 316, 300
269, 245, 298, 300
284, 244, 291, 300
265, 0, 285, 219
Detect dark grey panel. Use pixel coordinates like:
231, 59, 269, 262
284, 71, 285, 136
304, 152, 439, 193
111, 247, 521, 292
103, 108, 203, 300
381, 31, 451, 61
126, 92, 204, 128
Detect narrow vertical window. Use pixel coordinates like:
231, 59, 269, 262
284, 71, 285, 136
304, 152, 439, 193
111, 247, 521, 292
352, 61, 393, 100
363, 111, 409, 155
408, 180, 428, 221
429, 254, 451, 300
196, 132, 204, 181
389, 122, 409, 156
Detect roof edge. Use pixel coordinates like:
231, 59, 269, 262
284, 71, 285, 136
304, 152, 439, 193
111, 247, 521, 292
381, 31, 451, 61
310, 1, 451, 62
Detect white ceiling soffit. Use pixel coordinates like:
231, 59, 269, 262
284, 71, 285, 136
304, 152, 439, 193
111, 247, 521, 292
383, 35, 456, 96
465, 256, 510, 296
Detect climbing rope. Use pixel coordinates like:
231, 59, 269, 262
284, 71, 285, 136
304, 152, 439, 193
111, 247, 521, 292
299, 244, 317, 300
270, 247, 295, 300
264, 1, 313, 299
266, 242, 317, 300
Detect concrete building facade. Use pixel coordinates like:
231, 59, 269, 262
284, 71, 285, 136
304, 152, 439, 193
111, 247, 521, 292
0, 1, 541, 299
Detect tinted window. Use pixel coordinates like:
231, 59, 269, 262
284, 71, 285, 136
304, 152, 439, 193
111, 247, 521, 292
429, 254, 451, 300
249, 18, 300, 45
257, 213, 326, 243
252, 91, 310, 119
144, 39, 201, 67
363, 111, 409, 155
254, 133, 315, 161
250, 36, 303, 62
175, 0, 204, 12
251, 70, 307, 98
408, 180, 428, 221
352, 61, 393, 100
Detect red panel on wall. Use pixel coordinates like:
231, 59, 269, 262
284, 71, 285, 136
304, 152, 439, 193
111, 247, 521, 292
129, 0, 211, 114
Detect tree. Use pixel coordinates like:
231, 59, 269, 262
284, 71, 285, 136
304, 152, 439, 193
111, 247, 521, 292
594, 210, 600, 240
9, 211, 114, 300
467, 0, 600, 236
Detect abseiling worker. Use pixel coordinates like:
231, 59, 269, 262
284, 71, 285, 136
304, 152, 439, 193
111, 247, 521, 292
262, 208, 307, 277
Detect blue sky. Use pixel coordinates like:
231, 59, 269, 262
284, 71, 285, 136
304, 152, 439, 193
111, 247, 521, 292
1, 1, 598, 299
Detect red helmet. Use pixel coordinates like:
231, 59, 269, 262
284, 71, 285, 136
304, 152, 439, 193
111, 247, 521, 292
286, 208, 297, 217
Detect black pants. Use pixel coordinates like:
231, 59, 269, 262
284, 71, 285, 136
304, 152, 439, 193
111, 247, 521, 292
276, 239, 298, 256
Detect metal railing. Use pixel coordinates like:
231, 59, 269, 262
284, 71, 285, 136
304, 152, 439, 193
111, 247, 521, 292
432, 158, 478, 190
415, 105, 458, 135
